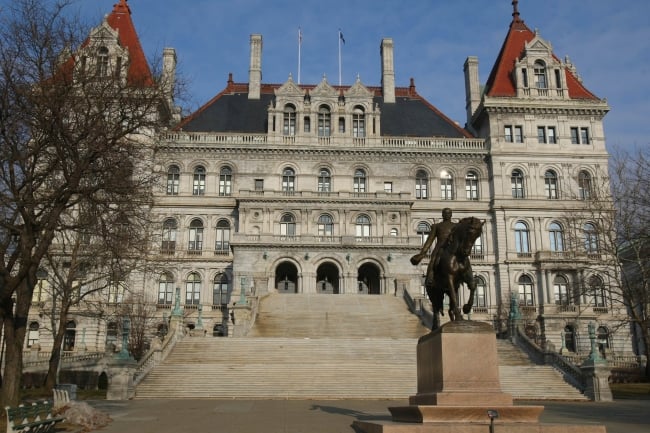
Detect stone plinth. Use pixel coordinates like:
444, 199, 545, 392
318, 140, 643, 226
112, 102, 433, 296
353, 320, 606, 433
409, 321, 513, 406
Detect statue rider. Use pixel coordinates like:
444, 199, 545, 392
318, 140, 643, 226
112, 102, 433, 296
410, 208, 457, 290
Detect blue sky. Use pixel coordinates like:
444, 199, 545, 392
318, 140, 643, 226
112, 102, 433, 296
40, 1, 650, 150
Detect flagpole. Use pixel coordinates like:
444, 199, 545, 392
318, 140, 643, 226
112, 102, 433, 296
338, 30, 342, 86
298, 27, 302, 84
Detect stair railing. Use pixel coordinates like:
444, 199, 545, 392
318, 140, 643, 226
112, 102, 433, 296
403, 290, 432, 329
513, 324, 586, 392
133, 324, 182, 386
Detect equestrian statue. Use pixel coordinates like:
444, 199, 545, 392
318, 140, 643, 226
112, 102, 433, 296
411, 208, 484, 330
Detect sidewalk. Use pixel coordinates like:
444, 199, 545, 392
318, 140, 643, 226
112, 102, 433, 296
87, 398, 650, 433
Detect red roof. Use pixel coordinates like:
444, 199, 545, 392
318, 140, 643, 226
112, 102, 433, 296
485, 10, 597, 100
105, 0, 153, 86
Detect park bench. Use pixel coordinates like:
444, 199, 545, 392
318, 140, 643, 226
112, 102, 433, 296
4, 401, 64, 433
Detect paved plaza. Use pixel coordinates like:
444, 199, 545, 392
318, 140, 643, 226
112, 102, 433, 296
87, 398, 650, 433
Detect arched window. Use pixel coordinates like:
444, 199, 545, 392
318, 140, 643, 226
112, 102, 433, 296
578, 171, 593, 200
440, 171, 454, 200
465, 171, 479, 200
553, 275, 570, 305
475, 276, 487, 308
283, 104, 296, 136
318, 106, 331, 137
213, 274, 230, 306
282, 167, 295, 193
390, 228, 398, 237
27, 322, 40, 347
511, 169, 525, 198
162, 218, 177, 253
166, 165, 180, 195
318, 214, 334, 237
353, 106, 365, 137
280, 213, 296, 237
355, 214, 371, 238
589, 275, 606, 307
415, 170, 428, 199
158, 273, 174, 305
353, 169, 367, 193
472, 233, 484, 256
96, 46, 109, 77
549, 221, 564, 252
215, 220, 231, 253
188, 219, 204, 252
63, 320, 76, 351
185, 273, 201, 305
193, 165, 206, 195
518, 275, 534, 306
534, 60, 547, 89
544, 170, 558, 199
219, 166, 232, 196
514, 221, 530, 254
416, 222, 431, 245
318, 168, 331, 193
584, 223, 599, 254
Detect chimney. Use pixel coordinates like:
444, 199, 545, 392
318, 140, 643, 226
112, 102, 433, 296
380, 38, 395, 103
248, 34, 262, 99
162, 47, 177, 100
464, 56, 481, 123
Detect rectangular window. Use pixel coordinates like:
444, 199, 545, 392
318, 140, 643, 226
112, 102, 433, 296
570, 127, 580, 144
303, 116, 310, 133
514, 126, 523, 143
548, 127, 557, 144
537, 126, 546, 144
580, 128, 590, 144
254, 179, 264, 191
384, 182, 392, 193
338, 117, 345, 133
504, 126, 513, 143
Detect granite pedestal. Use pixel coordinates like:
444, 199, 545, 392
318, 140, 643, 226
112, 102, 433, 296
353, 321, 606, 433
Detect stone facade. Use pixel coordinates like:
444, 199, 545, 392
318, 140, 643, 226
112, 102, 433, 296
25, 2, 634, 360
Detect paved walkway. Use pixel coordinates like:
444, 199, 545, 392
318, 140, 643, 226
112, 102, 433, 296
87, 398, 650, 433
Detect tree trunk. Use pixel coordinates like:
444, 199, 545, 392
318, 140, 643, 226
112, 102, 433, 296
44, 303, 71, 391
0, 310, 26, 407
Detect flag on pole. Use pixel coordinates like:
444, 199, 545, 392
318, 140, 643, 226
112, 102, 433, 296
298, 27, 303, 84
339, 30, 345, 44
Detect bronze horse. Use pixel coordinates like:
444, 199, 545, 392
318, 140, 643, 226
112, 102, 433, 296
425, 217, 484, 330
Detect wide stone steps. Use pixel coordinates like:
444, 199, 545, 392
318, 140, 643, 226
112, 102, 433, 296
135, 337, 419, 399
136, 294, 587, 400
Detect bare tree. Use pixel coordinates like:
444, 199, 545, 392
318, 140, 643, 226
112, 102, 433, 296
39, 199, 153, 390
0, 0, 176, 406
563, 147, 650, 377
114, 294, 159, 361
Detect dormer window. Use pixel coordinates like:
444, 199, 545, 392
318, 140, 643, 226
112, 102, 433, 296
353, 106, 365, 137
533, 61, 547, 89
96, 46, 109, 77
283, 104, 296, 136
317, 106, 331, 137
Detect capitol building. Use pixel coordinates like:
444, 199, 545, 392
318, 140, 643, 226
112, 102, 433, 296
26, 0, 635, 374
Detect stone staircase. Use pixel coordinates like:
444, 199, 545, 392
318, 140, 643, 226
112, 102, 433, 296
496, 339, 589, 401
135, 294, 586, 400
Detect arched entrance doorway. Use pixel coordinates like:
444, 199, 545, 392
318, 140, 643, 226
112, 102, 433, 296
275, 261, 298, 293
357, 262, 381, 294
316, 262, 340, 294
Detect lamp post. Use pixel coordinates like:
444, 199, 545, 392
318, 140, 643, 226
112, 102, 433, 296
487, 409, 499, 433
